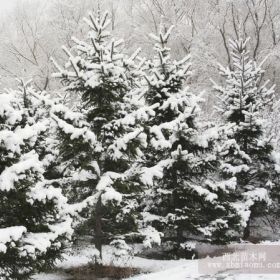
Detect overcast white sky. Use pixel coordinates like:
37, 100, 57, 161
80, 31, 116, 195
0, 0, 49, 16
0, 0, 17, 15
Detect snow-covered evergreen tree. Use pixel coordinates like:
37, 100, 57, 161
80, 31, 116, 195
0, 81, 74, 279
212, 37, 276, 240
140, 25, 242, 255
52, 10, 150, 259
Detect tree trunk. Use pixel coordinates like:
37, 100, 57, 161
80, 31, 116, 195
94, 197, 103, 260
243, 217, 250, 240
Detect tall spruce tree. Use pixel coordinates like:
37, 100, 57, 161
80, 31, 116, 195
212, 38, 276, 240
140, 26, 242, 256
52, 10, 151, 259
0, 81, 74, 280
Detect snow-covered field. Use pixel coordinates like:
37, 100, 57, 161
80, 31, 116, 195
33, 242, 280, 280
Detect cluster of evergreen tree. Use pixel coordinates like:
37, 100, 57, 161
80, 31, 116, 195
0, 81, 76, 279
0, 11, 279, 279
212, 38, 276, 240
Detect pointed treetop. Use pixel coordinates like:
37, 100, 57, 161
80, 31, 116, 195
229, 37, 250, 54
83, 10, 111, 43
84, 10, 110, 33
229, 37, 251, 66
16, 78, 33, 89
149, 25, 174, 48
213, 37, 275, 126
149, 16, 174, 62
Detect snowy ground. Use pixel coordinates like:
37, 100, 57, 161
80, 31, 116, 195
33, 242, 280, 280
